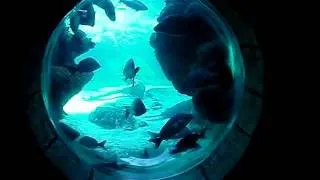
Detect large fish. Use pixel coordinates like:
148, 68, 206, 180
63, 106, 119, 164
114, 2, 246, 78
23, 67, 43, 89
170, 129, 205, 154
94, 0, 116, 21
147, 126, 192, 140
119, 0, 148, 11
79, 136, 107, 149
149, 113, 193, 148
123, 58, 140, 87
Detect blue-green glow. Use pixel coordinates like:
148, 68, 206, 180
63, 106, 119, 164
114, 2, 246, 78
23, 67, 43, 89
41, 0, 245, 179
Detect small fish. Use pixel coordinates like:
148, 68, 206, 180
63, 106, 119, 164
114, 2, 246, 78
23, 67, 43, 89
76, 57, 101, 73
149, 113, 193, 148
94, 0, 116, 21
147, 127, 192, 140
70, 12, 80, 33
182, 67, 216, 95
170, 129, 206, 154
123, 58, 140, 87
119, 0, 148, 11
79, 136, 106, 149
124, 98, 147, 119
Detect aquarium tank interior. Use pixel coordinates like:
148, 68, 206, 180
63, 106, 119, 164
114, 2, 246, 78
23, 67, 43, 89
41, 0, 245, 179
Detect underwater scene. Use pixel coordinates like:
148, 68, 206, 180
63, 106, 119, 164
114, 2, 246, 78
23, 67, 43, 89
42, 0, 245, 179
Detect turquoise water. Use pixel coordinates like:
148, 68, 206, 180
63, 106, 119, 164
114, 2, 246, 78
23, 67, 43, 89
42, 0, 245, 179
75, 0, 169, 90
61, 2, 198, 160
60, 0, 217, 168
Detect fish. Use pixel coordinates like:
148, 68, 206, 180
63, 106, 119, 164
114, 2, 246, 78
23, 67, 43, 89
131, 98, 147, 116
123, 58, 140, 87
119, 0, 148, 11
182, 67, 216, 95
76, 57, 101, 73
79, 136, 107, 149
79, 2, 96, 26
147, 126, 192, 140
70, 12, 80, 33
148, 113, 193, 148
170, 129, 206, 154
94, 0, 116, 21
124, 98, 147, 119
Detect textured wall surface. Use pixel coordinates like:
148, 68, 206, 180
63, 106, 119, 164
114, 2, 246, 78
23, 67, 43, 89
25, 0, 263, 179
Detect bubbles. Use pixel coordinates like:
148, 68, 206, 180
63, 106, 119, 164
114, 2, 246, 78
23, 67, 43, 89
41, 0, 245, 179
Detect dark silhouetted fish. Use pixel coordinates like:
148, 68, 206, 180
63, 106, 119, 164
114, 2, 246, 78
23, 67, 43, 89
94, 0, 116, 21
70, 12, 80, 33
79, 136, 106, 149
170, 129, 205, 154
149, 113, 193, 148
182, 67, 216, 95
58, 122, 80, 141
123, 58, 140, 87
119, 0, 148, 11
79, 2, 96, 26
131, 98, 147, 116
125, 98, 147, 119
147, 126, 192, 140
76, 57, 101, 73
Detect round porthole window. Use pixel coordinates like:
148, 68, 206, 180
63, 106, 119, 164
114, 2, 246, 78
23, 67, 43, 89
41, 0, 245, 179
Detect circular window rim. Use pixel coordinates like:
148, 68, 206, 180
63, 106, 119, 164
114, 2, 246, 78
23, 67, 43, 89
35, 2, 258, 179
